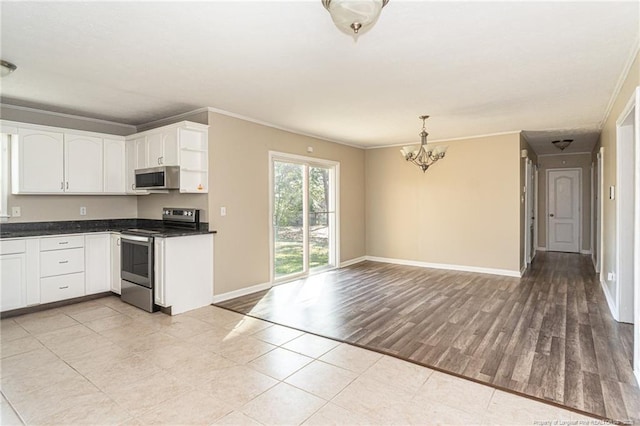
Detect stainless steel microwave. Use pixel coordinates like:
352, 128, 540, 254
134, 166, 180, 190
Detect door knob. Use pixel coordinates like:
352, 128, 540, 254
549, 213, 554, 217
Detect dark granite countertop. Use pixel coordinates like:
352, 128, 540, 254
0, 219, 216, 239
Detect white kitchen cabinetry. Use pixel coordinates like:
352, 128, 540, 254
103, 139, 126, 193
13, 128, 65, 193
0, 240, 27, 311
65, 134, 103, 193
85, 233, 111, 295
110, 233, 121, 294
154, 234, 213, 314
0, 238, 40, 311
39, 235, 85, 303
125, 140, 148, 195
8, 122, 127, 195
126, 121, 208, 193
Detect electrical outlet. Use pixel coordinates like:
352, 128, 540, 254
220, 207, 227, 217
80, 206, 87, 216
607, 272, 616, 281
11, 206, 21, 217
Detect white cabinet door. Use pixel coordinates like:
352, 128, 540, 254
110, 233, 121, 294
147, 133, 164, 166
85, 234, 111, 295
0, 253, 27, 311
65, 134, 103, 193
162, 129, 178, 166
125, 140, 148, 195
104, 138, 126, 194
14, 128, 64, 193
134, 137, 147, 169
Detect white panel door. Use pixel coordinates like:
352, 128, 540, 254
0, 253, 26, 311
147, 133, 164, 166
103, 138, 126, 193
548, 169, 581, 253
85, 234, 111, 295
15, 128, 64, 193
65, 134, 103, 193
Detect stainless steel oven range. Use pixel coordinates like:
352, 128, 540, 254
120, 207, 201, 312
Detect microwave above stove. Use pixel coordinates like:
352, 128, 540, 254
135, 166, 180, 190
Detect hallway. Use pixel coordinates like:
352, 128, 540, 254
218, 252, 639, 423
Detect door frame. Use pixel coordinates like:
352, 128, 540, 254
268, 151, 341, 285
546, 167, 582, 253
615, 89, 638, 326
596, 148, 604, 275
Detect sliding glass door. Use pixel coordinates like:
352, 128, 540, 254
271, 153, 338, 282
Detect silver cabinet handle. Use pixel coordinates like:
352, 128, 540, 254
131, 183, 136, 190
116, 238, 120, 246
60, 182, 64, 190
58, 241, 68, 245
58, 260, 69, 264
59, 286, 69, 290
66, 182, 69, 190
158, 156, 163, 165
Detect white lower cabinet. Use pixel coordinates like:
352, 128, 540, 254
39, 235, 86, 303
154, 234, 213, 315
0, 239, 39, 311
85, 233, 111, 295
0, 253, 26, 311
41, 273, 85, 303
110, 233, 121, 295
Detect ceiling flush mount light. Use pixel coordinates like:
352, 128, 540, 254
0, 60, 17, 77
552, 139, 573, 151
322, 0, 389, 37
400, 116, 448, 173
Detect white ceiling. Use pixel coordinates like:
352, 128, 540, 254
1, 1, 638, 151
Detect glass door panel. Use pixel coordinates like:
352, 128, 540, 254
309, 166, 333, 271
273, 161, 305, 279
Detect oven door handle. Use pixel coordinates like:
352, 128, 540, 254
121, 235, 152, 243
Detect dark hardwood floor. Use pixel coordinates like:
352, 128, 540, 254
217, 252, 639, 423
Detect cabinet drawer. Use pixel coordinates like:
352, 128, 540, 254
0, 239, 26, 255
40, 248, 84, 277
41, 273, 85, 303
40, 235, 84, 251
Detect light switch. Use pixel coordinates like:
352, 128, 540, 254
220, 207, 227, 216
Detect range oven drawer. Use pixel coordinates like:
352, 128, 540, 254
40, 247, 84, 277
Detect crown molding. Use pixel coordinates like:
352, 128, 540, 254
537, 151, 592, 158
368, 130, 522, 150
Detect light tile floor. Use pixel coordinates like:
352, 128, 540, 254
0, 296, 601, 425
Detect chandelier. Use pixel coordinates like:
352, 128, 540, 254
400, 116, 448, 173
322, 0, 389, 36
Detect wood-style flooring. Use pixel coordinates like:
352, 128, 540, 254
217, 252, 640, 423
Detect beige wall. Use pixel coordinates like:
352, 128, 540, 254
597, 51, 640, 299
365, 133, 522, 273
536, 153, 593, 252
207, 112, 366, 295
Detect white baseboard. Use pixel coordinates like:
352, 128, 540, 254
580, 249, 592, 255
365, 256, 521, 278
600, 277, 620, 321
536, 246, 547, 251
340, 256, 367, 268
635, 369, 640, 388
212, 281, 272, 303
520, 264, 527, 277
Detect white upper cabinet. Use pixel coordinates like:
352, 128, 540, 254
8, 122, 126, 195
126, 121, 208, 193
65, 134, 103, 193
103, 138, 126, 194
13, 128, 65, 193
